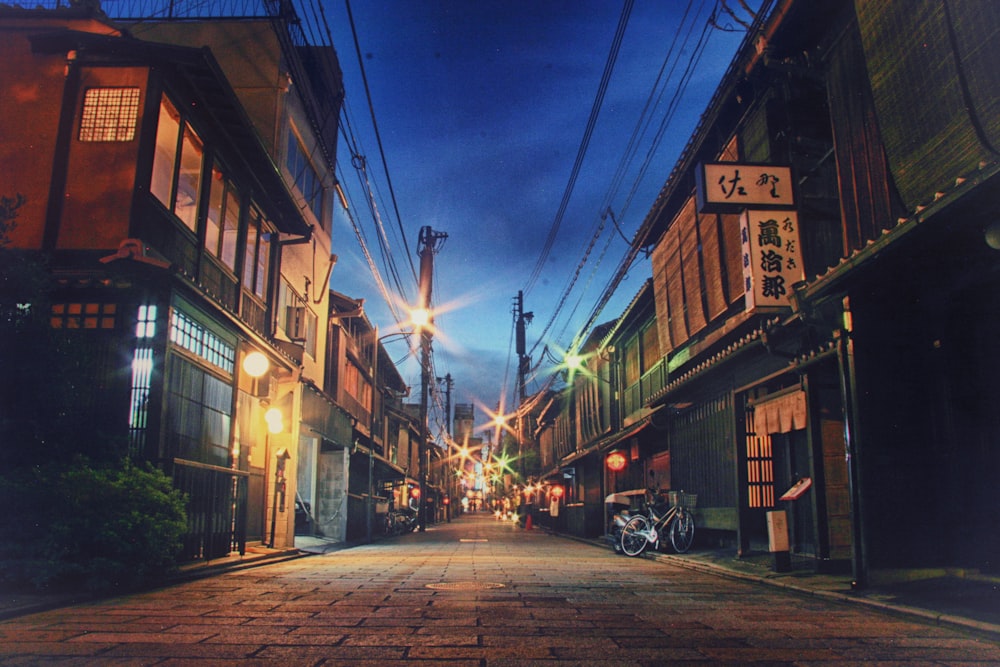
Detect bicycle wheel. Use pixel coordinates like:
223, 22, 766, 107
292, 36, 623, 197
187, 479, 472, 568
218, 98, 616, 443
620, 515, 650, 557
669, 508, 695, 553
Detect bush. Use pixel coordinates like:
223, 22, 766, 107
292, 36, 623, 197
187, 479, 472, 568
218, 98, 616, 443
0, 458, 187, 594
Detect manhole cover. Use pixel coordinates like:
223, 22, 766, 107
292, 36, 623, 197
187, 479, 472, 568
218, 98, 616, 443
425, 581, 505, 590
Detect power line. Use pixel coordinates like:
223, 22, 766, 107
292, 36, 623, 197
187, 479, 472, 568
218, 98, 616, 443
522, 0, 635, 296
343, 0, 418, 286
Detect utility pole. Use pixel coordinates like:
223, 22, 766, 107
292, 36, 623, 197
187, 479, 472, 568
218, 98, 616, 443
513, 291, 533, 479
437, 373, 453, 441
417, 225, 447, 532
436, 372, 454, 521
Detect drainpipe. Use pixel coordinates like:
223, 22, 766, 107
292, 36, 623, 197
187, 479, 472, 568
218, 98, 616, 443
836, 297, 868, 589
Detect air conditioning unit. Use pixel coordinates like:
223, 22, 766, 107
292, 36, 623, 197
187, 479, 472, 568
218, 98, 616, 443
285, 305, 307, 341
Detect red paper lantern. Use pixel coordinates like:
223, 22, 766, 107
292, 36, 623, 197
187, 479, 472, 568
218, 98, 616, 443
606, 451, 627, 472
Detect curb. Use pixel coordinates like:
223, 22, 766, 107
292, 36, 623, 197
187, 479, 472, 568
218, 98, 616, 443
557, 531, 1000, 640
0, 548, 310, 622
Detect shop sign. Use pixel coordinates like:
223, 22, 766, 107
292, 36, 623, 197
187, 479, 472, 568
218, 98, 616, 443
696, 162, 795, 213
740, 210, 805, 312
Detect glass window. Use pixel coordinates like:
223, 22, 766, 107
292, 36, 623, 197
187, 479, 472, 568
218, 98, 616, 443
150, 97, 180, 206
243, 206, 272, 299
221, 186, 240, 270
205, 165, 224, 256
150, 94, 203, 233
79, 87, 140, 142
175, 126, 203, 231
204, 163, 240, 271
165, 355, 233, 467
169, 307, 235, 374
285, 127, 325, 226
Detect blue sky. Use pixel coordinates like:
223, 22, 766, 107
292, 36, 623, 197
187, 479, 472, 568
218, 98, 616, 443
326, 1, 761, 431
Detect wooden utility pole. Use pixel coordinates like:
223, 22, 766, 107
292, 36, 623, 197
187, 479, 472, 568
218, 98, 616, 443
417, 225, 447, 531
513, 292, 533, 479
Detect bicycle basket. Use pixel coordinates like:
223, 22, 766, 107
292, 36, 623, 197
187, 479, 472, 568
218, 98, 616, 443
668, 491, 697, 509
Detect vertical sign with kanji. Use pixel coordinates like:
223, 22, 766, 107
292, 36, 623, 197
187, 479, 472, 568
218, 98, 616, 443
740, 210, 805, 312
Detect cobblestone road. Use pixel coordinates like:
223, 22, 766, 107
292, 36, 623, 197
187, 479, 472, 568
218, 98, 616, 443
1, 514, 997, 665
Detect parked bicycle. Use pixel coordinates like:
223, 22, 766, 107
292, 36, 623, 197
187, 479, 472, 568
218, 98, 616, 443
620, 490, 696, 556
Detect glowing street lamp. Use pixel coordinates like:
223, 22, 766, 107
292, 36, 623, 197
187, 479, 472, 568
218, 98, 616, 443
242, 351, 270, 378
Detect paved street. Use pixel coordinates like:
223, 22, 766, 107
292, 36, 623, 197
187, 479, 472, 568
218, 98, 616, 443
1, 514, 997, 665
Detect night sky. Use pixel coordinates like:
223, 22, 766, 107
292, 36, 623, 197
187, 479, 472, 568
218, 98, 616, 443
325, 1, 762, 432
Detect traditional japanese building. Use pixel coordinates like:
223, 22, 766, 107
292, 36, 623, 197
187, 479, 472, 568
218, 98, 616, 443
0, 0, 343, 559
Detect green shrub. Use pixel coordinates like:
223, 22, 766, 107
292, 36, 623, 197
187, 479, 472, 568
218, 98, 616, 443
0, 458, 187, 594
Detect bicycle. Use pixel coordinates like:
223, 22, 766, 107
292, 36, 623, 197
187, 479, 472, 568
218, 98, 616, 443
620, 490, 696, 556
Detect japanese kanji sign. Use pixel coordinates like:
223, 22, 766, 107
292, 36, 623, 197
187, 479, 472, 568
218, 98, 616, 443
696, 162, 795, 213
740, 210, 805, 312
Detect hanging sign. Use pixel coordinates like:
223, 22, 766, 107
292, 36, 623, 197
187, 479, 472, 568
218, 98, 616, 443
696, 162, 795, 213
740, 210, 806, 312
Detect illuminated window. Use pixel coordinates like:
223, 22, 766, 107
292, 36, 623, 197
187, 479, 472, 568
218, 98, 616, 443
127, 304, 158, 459
169, 308, 235, 374
243, 206, 272, 299
79, 87, 140, 142
151, 94, 204, 232
50, 302, 117, 329
205, 163, 241, 271
135, 304, 157, 338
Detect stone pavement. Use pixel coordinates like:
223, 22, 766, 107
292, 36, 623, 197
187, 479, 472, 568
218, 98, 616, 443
0, 513, 997, 664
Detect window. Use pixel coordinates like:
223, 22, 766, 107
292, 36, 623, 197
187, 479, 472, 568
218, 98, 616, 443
50, 302, 117, 329
170, 307, 235, 374
243, 206, 272, 299
286, 127, 325, 225
165, 301, 236, 466
79, 87, 140, 142
205, 164, 241, 271
624, 335, 640, 387
277, 279, 317, 359
151, 94, 204, 232
343, 359, 371, 413
640, 321, 660, 371
165, 354, 233, 467
128, 304, 157, 459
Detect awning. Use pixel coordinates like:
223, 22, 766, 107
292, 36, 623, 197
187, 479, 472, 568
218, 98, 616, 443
559, 442, 601, 466
349, 443, 407, 484
558, 412, 658, 467
598, 414, 654, 453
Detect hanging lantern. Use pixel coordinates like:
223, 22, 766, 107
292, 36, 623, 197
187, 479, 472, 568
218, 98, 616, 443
550, 485, 565, 499
606, 451, 627, 472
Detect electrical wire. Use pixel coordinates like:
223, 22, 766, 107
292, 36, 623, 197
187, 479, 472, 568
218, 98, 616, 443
522, 0, 635, 296
524, 0, 713, 362
343, 0, 418, 286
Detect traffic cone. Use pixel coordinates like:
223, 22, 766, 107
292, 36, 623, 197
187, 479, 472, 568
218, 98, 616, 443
525, 513, 533, 531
